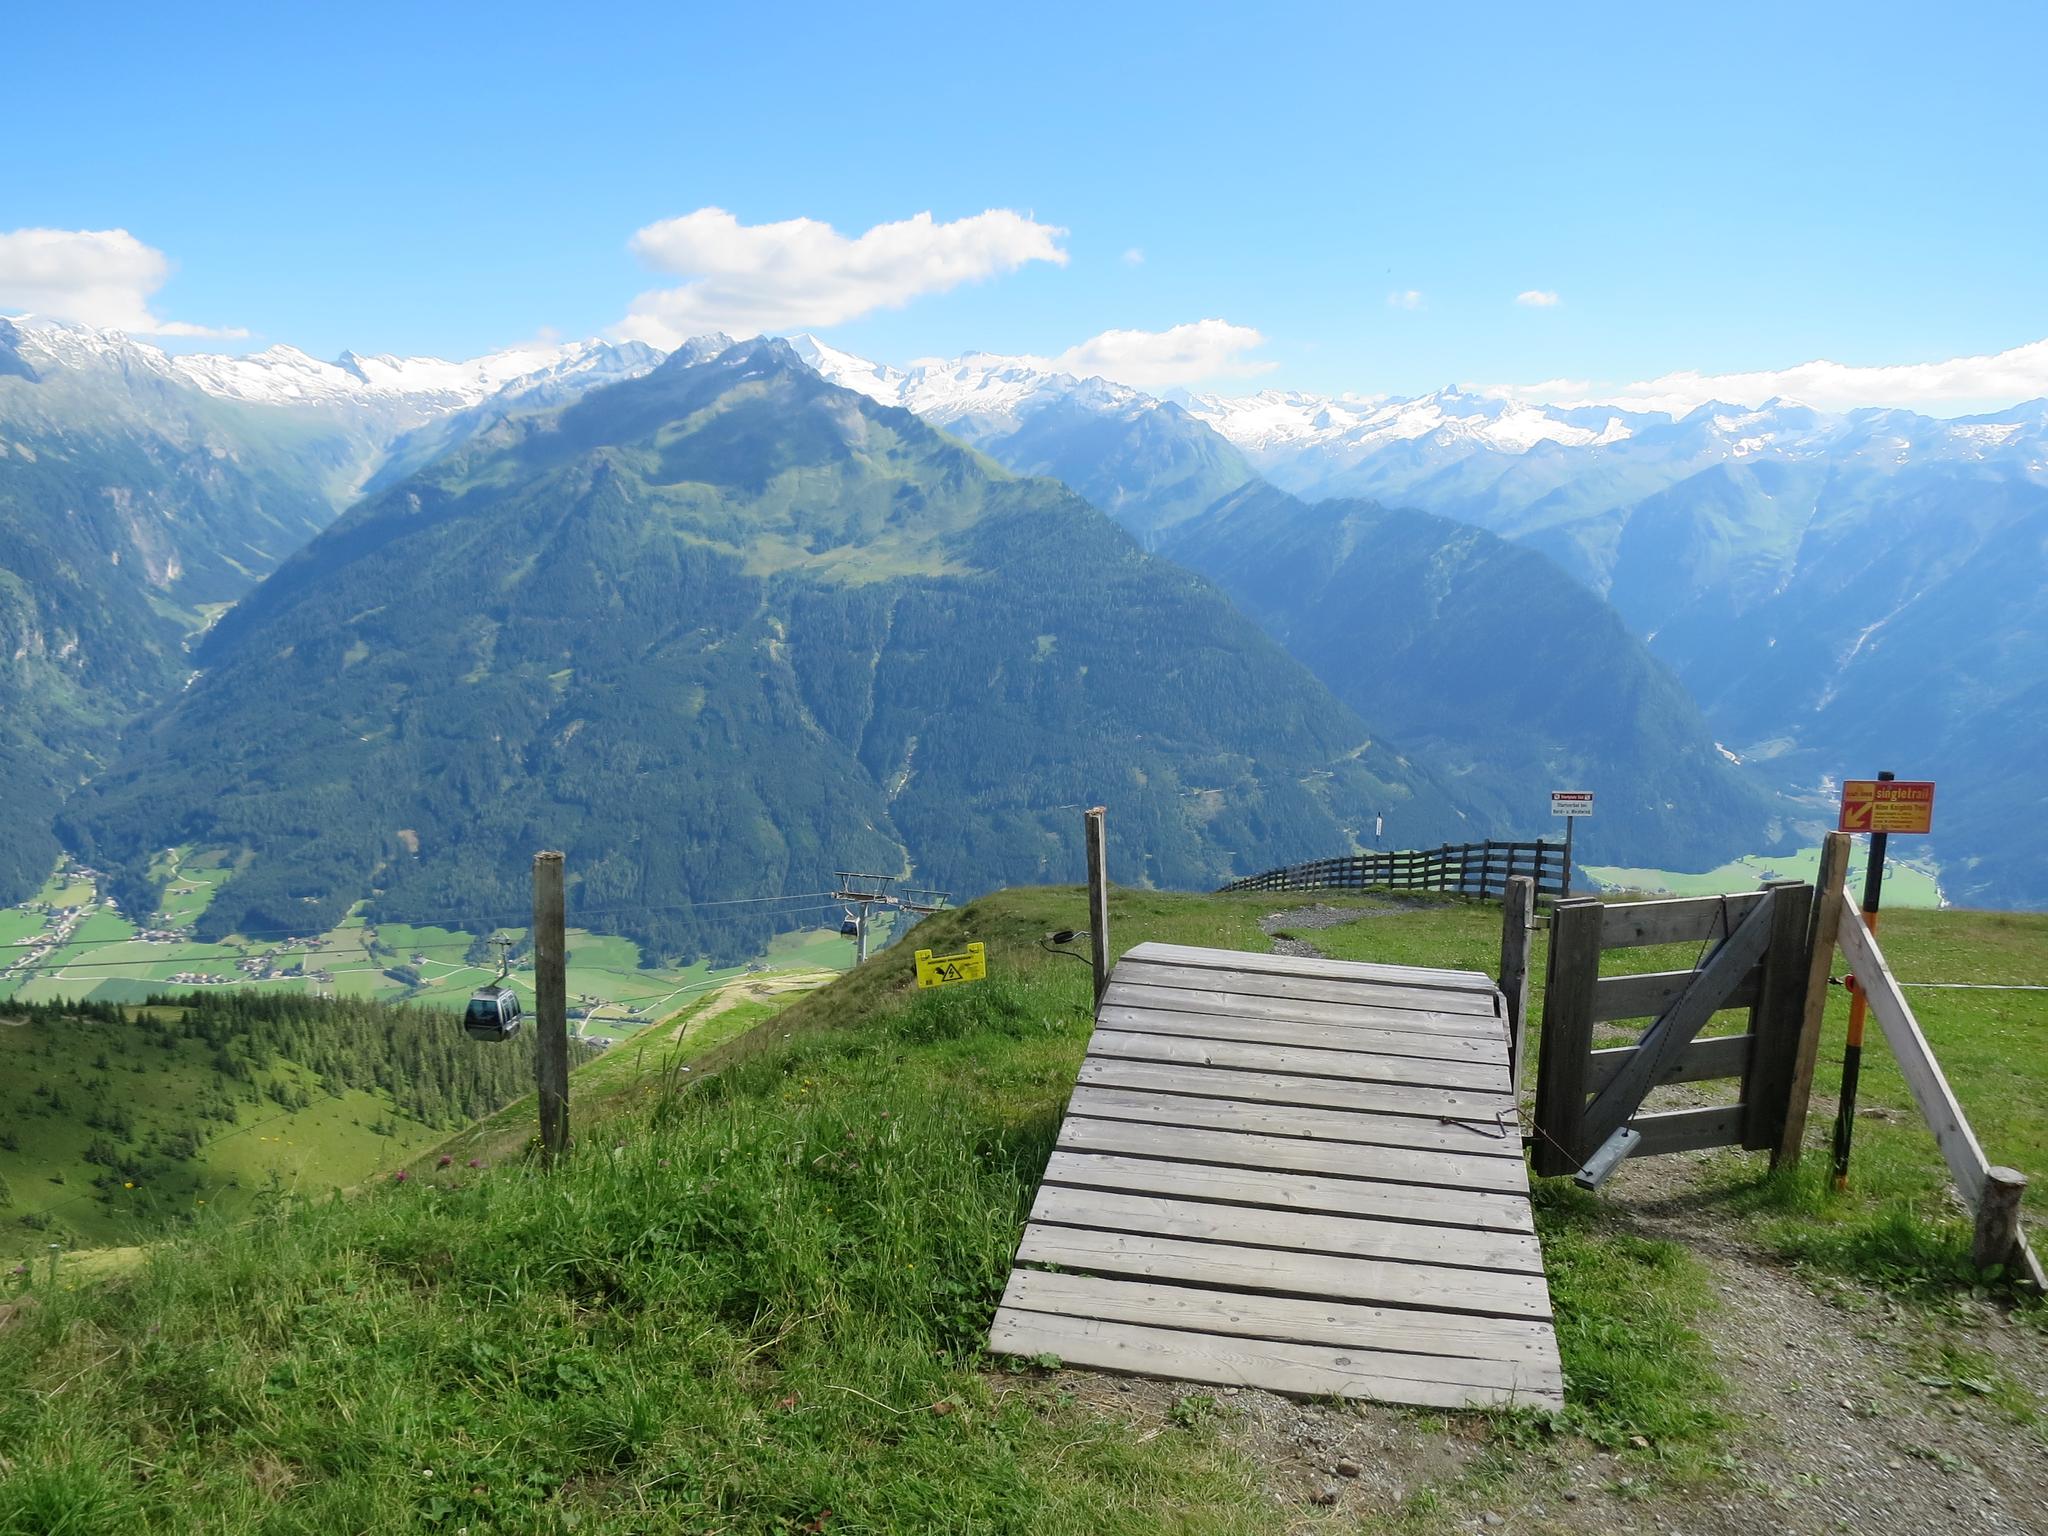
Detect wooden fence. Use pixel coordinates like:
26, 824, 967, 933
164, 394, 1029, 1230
1220, 839, 1568, 900
1531, 881, 1816, 1180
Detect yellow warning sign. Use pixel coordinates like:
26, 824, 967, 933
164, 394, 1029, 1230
914, 942, 986, 988
1838, 779, 1935, 835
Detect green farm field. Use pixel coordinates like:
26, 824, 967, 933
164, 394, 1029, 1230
0, 855, 858, 1036
1584, 842, 1944, 908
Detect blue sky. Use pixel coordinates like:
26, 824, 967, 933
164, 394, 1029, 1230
9, 1, 2048, 406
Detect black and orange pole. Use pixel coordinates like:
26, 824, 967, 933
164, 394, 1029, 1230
1831, 769, 1892, 1190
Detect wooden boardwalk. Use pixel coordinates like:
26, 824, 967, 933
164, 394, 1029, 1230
988, 941, 1564, 1411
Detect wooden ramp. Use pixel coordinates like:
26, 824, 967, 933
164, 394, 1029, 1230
988, 941, 1564, 1412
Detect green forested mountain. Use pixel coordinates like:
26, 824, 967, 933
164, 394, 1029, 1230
1161, 484, 1785, 869
68, 340, 1472, 963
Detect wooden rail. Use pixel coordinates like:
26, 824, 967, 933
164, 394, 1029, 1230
1836, 911, 2045, 1290
1221, 839, 1568, 900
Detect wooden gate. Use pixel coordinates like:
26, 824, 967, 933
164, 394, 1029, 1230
1531, 880, 1817, 1183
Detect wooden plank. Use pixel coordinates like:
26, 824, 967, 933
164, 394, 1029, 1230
1777, 831, 1851, 1168
1743, 881, 1816, 1152
1028, 1187, 1544, 1279
1838, 913, 1990, 1204
1076, 1058, 1516, 1126
1123, 942, 1499, 996
1065, 1087, 1527, 1159
1627, 1104, 1745, 1157
1584, 1032, 1753, 1093
1594, 968, 1759, 1023
1098, 1002, 1501, 1063
1532, 899, 1602, 1177
999, 1270, 1559, 1370
1113, 959, 1500, 1020
988, 1309, 1563, 1411
1577, 892, 1778, 1154
1600, 890, 1767, 949
1045, 1146, 1531, 1230
1499, 875, 1535, 1094
1014, 1224, 1553, 1319
1105, 979, 1502, 1039
1057, 1116, 1532, 1198
1088, 1029, 1512, 1096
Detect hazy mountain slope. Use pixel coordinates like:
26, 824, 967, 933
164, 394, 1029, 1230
0, 319, 667, 908
0, 319, 354, 901
1187, 384, 2048, 903
1163, 483, 1783, 868
68, 340, 1470, 962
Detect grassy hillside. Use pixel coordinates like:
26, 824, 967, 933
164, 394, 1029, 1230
1, 886, 2037, 1533
0, 989, 603, 1261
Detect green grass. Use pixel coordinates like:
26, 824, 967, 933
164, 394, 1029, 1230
5, 881, 2036, 1530
0, 886, 1748, 1534
1584, 845, 1943, 908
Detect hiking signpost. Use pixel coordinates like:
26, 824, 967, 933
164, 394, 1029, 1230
1832, 771, 1936, 1188
1551, 790, 1592, 899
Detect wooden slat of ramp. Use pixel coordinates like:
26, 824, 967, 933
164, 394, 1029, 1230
989, 943, 1564, 1413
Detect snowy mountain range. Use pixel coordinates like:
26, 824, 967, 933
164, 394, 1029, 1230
4, 314, 661, 424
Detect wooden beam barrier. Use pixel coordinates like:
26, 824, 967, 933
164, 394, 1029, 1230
1836, 911, 2045, 1290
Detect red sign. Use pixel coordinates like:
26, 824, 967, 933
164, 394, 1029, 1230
1838, 779, 1935, 835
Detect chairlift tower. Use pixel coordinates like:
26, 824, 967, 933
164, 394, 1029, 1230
832, 870, 900, 964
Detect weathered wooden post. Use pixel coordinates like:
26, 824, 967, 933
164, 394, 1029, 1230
533, 850, 569, 1164
1742, 879, 1816, 1153
1532, 897, 1602, 1177
1084, 807, 1111, 1006
1499, 875, 1535, 1095
1775, 833, 1850, 1168
1973, 1168, 2029, 1273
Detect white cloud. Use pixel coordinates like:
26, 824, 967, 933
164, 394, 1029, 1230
1387, 289, 1424, 310
0, 227, 245, 338
1051, 319, 1274, 388
615, 207, 1068, 345
1515, 290, 1561, 308
1501, 336, 2048, 417
1122, 247, 1145, 265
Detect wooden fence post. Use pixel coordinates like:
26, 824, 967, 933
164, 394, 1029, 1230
1742, 879, 1815, 1152
1499, 875, 1535, 1096
1774, 833, 1850, 1168
1085, 807, 1111, 1006
532, 850, 569, 1165
1532, 897, 1602, 1177
1973, 1168, 2028, 1273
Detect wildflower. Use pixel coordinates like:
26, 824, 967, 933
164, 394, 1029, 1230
393, 1169, 410, 1184
123, 1181, 135, 1189
467, 1158, 482, 1169
438, 1155, 453, 1168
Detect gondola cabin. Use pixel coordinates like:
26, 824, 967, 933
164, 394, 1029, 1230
839, 908, 860, 938
463, 983, 523, 1042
